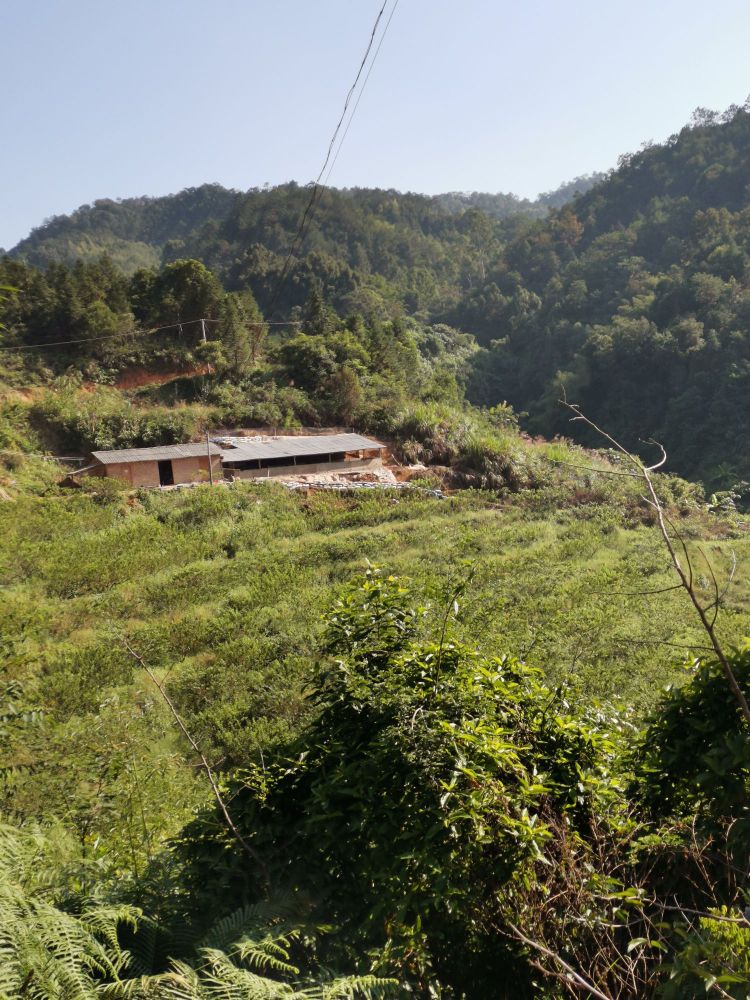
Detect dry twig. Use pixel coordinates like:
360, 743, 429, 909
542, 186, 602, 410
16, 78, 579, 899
562, 401, 750, 727
507, 922, 614, 1000
123, 638, 271, 891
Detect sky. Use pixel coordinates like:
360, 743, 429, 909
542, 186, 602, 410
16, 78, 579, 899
3, 0, 750, 249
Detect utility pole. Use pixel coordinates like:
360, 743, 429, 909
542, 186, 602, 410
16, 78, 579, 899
206, 430, 214, 486
200, 318, 214, 375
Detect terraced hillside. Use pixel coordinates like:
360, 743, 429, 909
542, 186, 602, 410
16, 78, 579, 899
3, 480, 748, 875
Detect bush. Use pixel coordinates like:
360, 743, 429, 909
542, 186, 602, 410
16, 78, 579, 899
633, 645, 750, 864
178, 571, 627, 994
661, 908, 750, 999
29, 384, 215, 453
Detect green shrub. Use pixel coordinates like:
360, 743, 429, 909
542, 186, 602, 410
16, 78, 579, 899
660, 908, 750, 999
633, 645, 750, 869
178, 571, 626, 993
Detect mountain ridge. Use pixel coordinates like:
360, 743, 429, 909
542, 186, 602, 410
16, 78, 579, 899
4, 104, 750, 484
7, 174, 604, 272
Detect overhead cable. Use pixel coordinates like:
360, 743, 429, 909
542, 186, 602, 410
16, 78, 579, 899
322, 0, 400, 187
0, 317, 300, 352
265, 0, 398, 317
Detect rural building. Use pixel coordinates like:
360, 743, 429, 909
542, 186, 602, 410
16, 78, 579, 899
63, 433, 386, 488
218, 433, 385, 480
88, 442, 222, 487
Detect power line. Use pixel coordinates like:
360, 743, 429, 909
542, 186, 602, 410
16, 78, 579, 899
1, 6, 398, 349
203, 319, 302, 327
0, 328, 554, 398
322, 0, 400, 188
0, 326, 182, 352
0, 317, 207, 352
0, 317, 301, 352
265, 0, 397, 318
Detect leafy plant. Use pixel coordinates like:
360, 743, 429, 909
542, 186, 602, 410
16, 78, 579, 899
660, 908, 750, 999
177, 571, 636, 995
634, 645, 750, 861
0, 822, 140, 999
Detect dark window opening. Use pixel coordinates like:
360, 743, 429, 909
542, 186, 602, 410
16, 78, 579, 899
263, 455, 299, 468
158, 460, 174, 486
222, 450, 361, 473
222, 459, 262, 471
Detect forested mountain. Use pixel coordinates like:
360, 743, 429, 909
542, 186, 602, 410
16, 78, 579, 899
7, 175, 599, 284
9, 106, 750, 486
7, 184, 239, 272
432, 173, 604, 218
7, 105, 750, 487
463, 102, 750, 486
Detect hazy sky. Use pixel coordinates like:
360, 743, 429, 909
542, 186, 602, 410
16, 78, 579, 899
3, 0, 750, 249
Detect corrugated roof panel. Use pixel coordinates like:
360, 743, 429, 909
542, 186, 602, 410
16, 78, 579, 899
219, 433, 384, 463
92, 443, 222, 464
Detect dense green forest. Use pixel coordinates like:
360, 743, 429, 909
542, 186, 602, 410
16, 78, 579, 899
6, 175, 602, 274
7, 105, 750, 485
3, 105, 750, 998
462, 103, 750, 487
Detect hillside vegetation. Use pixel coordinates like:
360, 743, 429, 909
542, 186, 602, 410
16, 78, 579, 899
3, 472, 750, 996
7, 176, 602, 275
464, 103, 750, 486
6, 106, 750, 486
3, 105, 750, 998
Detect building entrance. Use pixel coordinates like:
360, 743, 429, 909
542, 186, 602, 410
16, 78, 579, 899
158, 460, 174, 486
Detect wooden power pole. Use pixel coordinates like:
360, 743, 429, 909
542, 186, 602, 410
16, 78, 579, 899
201, 318, 214, 374
206, 430, 214, 486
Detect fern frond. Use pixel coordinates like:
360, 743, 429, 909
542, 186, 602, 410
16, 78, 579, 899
199, 894, 302, 952
199, 904, 264, 953
119, 914, 163, 978
230, 932, 300, 976
0, 823, 138, 1000
0, 824, 399, 1000
200, 948, 296, 999
136, 959, 203, 1000
296, 976, 400, 1000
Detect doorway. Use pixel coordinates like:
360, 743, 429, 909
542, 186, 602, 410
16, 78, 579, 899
158, 460, 174, 486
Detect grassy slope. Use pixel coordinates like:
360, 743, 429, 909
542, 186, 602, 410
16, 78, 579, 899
3, 480, 749, 871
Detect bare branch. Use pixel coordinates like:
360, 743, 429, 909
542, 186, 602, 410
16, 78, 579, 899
561, 400, 750, 727
564, 402, 641, 470
549, 458, 641, 479
696, 546, 722, 627
590, 584, 683, 597
650, 901, 750, 926
507, 922, 613, 1000
665, 514, 695, 591
641, 438, 668, 472
123, 639, 271, 890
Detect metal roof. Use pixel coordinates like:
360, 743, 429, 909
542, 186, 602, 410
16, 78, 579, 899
219, 433, 384, 463
92, 442, 222, 465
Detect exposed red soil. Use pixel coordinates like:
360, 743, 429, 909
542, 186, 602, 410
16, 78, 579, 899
114, 364, 210, 390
